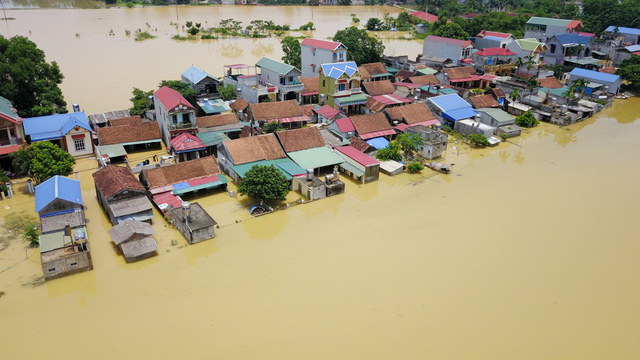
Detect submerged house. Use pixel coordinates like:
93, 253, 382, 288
384, 102, 440, 132
170, 133, 208, 163
153, 85, 196, 147
216, 133, 305, 182
36, 176, 92, 281
319, 62, 367, 113
248, 100, 310, 129
335, 145, 380, 184
349, 112, 395, 150
405, 125, 448, 160
300, 38, 347, 79
108, 220, 158, 263
23, 112, 94, 158
97, 121, 162, 163
92, 165, 154, 225
181, 65, 220, 99
256, 56, 304, 102
427, 93, 478, 128
0, 96, 25, 173
276, 126, 344, 174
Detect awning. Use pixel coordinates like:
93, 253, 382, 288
287, 147, 344, 170
592, 50, 606, 56
339, 161, 365, 177
119, 139, 162, 147
335, 93, 368, 106
359, 129, 396, 140
365, 137, 390, 149
171, 174, 229, 195
267, 115, 311, 123
416, 67, 438, 76
301, 91, 319, 96
97, 144, 127, 158
152, 191, 183, 210
443, 108, 478, 121
371, 72, 392, 78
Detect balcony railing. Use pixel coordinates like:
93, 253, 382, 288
279, 83, 305, 92
169, 122, 196, 131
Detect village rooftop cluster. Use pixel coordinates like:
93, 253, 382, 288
0, 14, 636, 281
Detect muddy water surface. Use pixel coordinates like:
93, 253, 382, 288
0, 99, 639, 358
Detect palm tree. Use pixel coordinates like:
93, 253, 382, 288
510, 88, 521, 104
514, 57, 524, 77
525, 54, 535, 73
572, 78, 591, 97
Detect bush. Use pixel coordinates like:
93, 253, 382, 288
501, 133, 508, 141
515, 111, 539, 128
135, 31, 156, 41
187, 27, 199, 36
407, 161, 424, 173
468, 133, 490, 147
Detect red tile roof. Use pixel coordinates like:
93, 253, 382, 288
474, 48, 517, 56
476, 30, 513, 39
425, 35, 473, 48
170, 133, 206, 153
301, 38, 344, 51
567, 20, 582, 29
92, 165, 146, 200
154, 86, 194, 111
316, 105, 341, 120
410, 11, 438, 22
335, 117, 355, 133
336, 146, 379, 166
538, 76, 564, 89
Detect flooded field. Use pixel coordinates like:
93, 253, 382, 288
0, 98, 639, 358
0, 5, 417, 113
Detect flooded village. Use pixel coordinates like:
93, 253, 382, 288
1, 3, 640, 359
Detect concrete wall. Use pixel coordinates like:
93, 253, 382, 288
423, 40, 471, 66
568, 74, 621, 94
302, 47, 332, 79
64, 128, 93, 157
42, 250, 92, 281
454, 120, 495, 137
525, 25, 568, 41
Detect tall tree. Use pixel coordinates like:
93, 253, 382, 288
616, 55, 640, 92
129, 88, 154, 116
12, 142, 75, 184
433, 23, 469, 40
0, 35, 67, 118
333, 27, 385, 65
238, 165, 289, 202
281, 36, 301, 69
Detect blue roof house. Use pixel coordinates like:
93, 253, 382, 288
544, 33, 594, 66
319, 62, 367, 113
426, 94, 478, 127
568, 68, 621, 95
181, 66, 220, 99
604, 26, 640, 45
23, 112, 94, 157
35, 175, 83, 216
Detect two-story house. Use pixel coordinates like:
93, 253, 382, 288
472, 47, 517, 74
256, 56, 304, 103
0, 96, 24, 173
525, 17, 583, 43
474, 31, 515, 50
506, 39, 547, 72
23, 112, 94, 158
153, 86, 196, 147
422, 35, 474, 66
318, 62, 367, 113
301, 38, 347, 79
544, 33, 595, 66
181, 66, 220, 99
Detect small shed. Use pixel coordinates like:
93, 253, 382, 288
108, 220, 158, 263
292, 173, 327, 201
379, 160, 404, 176
335, 146, 380, 183
170, 202, 217, 244
454, 119, 495, 138
476, 108, 516, 128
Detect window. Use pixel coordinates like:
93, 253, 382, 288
74, 139, 85, 152
69, 262, 78, 267
48, 268, 57, 272
338, 84, 346, 91
322, 80, 326, 87
550, 44, 556, 54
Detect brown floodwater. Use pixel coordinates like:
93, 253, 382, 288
0, 98, 639, 358
0, 5, 417, 113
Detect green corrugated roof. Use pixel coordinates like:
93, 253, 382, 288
516, 38, 544, 52
386, 66, 399, 75
287, 147, 344, 170
231, 158, 305, 180
171, 175, 229, 195
40, 227, 87, 253
339, 161, 365, 177
98, 144, 127, 158
371, 72, 393, 78
196, 132, 230, 147
334, 93, 368, 106
540, 86, 570, 98
477, 108, 514, 125
526, 17, 572, 27
256, 56, 297, 76
416, 67, 438, 75
0, 95, 20, 123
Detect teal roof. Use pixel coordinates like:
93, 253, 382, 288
171, 174, 229, 195
256, 56, 297, 76
334, 93, 368, 106
386, 66, 399, 75
231, 158, 306, 180
416, 67, 438, 75
477, 108, 514, 125
287, 147, 344, 170
40, 226, 87, 253
514, 38, 544, 52
371, 72, 393, 78
196, 132, 231, 147
98, 144, 127, 158
527, 17, 573, 27
0, 95, 20, 124
540, 86, 570, 98
339, 161, 365, 177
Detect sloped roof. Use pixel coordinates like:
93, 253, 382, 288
425, 35, 473, 48
350, 113, 393, 135
365, 97, 388, 113
108, 116, 142, 127
336, 146, 379, 166
385, 103, 436, 124
358, 62, 389, 79
256, 56, 298, 76
170, 133, 206, 153
570, 68, 620, 83
407, 75, 439, 85
491, 88, 506, 98
92, 165, 146, 200
316, 105, 341, 120
300, 104, 314, 117
143, 156, 221, 189
363, 80, 396, 96
474, 48, 517, 56
35, 176, 82, 213
182, 66, 213, 84
599, 67, 617, 74
429, 93, 474, 112
476, 30, 513, 39
154, 86, 194, 111
410, 11, 438, 22
350, 137, 371, 152
98, 122, 161, 146
23, 112, 92, 141
538, 76, 564, 89
301, 38, 345, 51
222, 133, 286, 165
445, 67, 477, 80
469, 94, 499, 108
394, 70, 416, 81
0, 96, 21, 125
301, 77, 319, 94
335, 117, 355, 132
321, 62, 359, 80
287, 147, 344, 170
196, 113, 239, 128
604, 26, 640, 36
276, 127, 325, 153
513, 38, 545, 52
108, 220, 155, 246
230, 98, 249, 112
527, 17, 575, 27
555, 33, 592, 45
250, 100, 302, 121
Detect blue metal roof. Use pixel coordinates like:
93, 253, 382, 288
428, 94, 472, 112
23, 112, 92, 141
35, 176, 83, 213
182, 66, 211, 84
482, 36, 504, 42
555, 33, 592, 45
366, 137, 390, 150
443, 107, 478, 121
321, 62, 358, 80
625, 44, 640, 52
569, 68, 620, 84
604, 26, 640, 36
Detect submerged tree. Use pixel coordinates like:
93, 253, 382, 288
238, 165, 289, 203
129, 88, 154, 116
515, 111, 539, 128
616, 55, 640, 92
12, 142, 75, 184
396, 133, 424, 160
0, 35, 67, 118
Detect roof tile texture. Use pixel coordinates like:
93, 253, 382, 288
276, 127, 325, 153
385, 103, 436, 124
92, 165, 146, 200
98, 122, 161, 146
350, 113, 393, 135
223, 133, 286, 165
196, 113, 239, 128
250, 100, 302, 121
143, 156, 221, 189
363, 80, 396, 96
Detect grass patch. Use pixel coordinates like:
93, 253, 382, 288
135, 31, 156, 41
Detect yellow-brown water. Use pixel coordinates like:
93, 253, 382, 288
0, 98, 639, 358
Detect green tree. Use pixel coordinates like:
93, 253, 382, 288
220, 83, 238, 101
159, 80, 196, 106
515, 111, 539, 128
376, 142, 403, 162
433, 23, 469, 40
129, 88, 154, 116
467, 133, 490, 147
407, 161, 424, 173
0, 169, 9, 192
338, 0, 352, 4
238, 165, 289, 202
616, 55, 640, 92
15, 141, 75, 184
509, 88, 521, 103
366, 18, 385, 31
262, 121, 284, 133
0, 35, 67, 118
572, 78, 590, 97
281, 36, 302, 69
396, 133, 424, 160
333, 27, 385, 65
187, 27, 199, 36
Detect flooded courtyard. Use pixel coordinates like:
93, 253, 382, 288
0, 98, 638, 358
